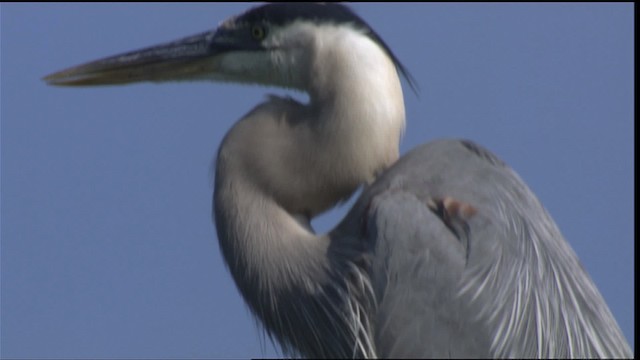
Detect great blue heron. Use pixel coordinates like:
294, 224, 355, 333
43, 3, 631, 358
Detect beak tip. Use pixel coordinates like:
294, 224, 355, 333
41, 70, 103, 87
42, 76, 57, 86
42, 71, 71, 86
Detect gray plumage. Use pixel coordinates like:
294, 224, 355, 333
44, 3, 632, 358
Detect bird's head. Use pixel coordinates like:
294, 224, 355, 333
43, 3, 416, 93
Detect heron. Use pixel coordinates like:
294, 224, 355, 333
43, 3, 632, 358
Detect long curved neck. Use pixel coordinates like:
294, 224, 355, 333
213, 24, 404, 357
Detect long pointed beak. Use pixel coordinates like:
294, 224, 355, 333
43, 29, 239, 86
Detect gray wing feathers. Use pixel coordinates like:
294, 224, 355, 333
367, 191, 491, 358
361, 139, 631, 358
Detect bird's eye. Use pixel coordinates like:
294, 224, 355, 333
251, 24, 266, 40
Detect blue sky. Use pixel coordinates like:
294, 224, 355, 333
1, 3, 633, 358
